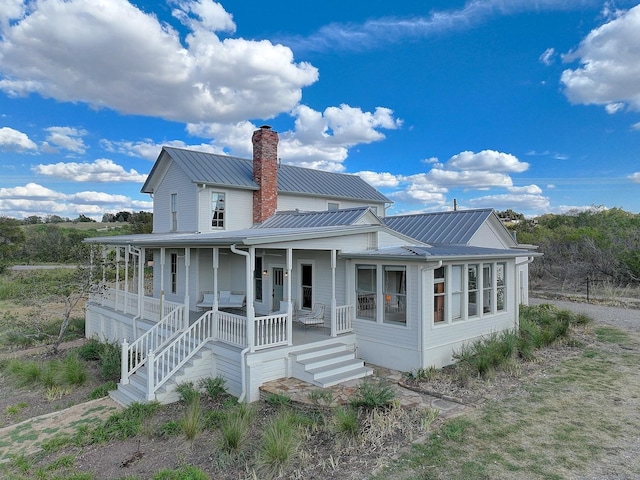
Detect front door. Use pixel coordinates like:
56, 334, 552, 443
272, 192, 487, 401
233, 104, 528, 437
272, 267, 284, 311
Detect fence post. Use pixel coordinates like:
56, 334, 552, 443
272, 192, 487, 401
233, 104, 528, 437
121, 339, 129, 385
147, 350, 156, 401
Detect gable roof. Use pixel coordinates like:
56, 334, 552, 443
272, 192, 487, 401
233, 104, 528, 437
142, 146, 391, 204
384, 209, 502, 245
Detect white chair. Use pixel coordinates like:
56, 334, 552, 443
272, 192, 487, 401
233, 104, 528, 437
297, 303, 325, 331
196, 292, 216, 310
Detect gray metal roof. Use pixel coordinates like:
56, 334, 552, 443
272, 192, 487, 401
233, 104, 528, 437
341, 244, 537, 261
257, 207, 375, 229
383, 209, 494, 244
142, 146, 391, 203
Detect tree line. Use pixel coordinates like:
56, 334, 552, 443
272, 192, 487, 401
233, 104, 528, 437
503, 207, 640, 288
0, 211, 152, 271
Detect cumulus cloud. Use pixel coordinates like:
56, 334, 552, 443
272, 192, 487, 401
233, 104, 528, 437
629, 172, 640, 183
508, 184, 543, 194
467, 193, 550, 211
446, 150, 529, 173
186, 104, 402, 169
0, 182, 152, 219
0, 0, 318, 123
101, 138, 221, 161
356, 171, 400, 188
561, 4, 640, 111
32, 159, 147, 182
45, 126, 88, 154
0, 126, 37, 152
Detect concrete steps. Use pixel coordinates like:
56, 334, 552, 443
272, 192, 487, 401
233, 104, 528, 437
292, 343, 372, 387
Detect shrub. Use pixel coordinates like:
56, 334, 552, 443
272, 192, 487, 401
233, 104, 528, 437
88, 381, 117, 400
62, 354, 87, 386
99, 341, 121, 381
181, 398, 203, 441
307, 388, 334, 407
199, 376, 226, 398
349, 379, 396, 410
256, 412, 300, 476
5, 359, 44, 386
333, 406, 359, 438
176, 381, 200, 405
219, 404, 254, 452
265, 392, 290, 406
76, 338, 103, 361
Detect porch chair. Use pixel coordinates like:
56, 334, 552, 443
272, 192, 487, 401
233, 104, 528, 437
297, 303, 325, 331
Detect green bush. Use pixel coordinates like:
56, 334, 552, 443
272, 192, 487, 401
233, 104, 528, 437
257, 412, 300, 476
88, 381, 117, 400
199, 376, 226, 398
62, 354, 87, 386
176, 381, 200, 404
152, 465, 209, 480
219, 404, 254, 452
333, 406, 359, 438
76, 338, 103, 361
181, 398, 203, 441
99, 341, 121, 381
349, 379, 396, 410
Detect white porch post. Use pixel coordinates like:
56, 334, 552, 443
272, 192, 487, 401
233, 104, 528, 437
212, 247, 219, 311
286, 247, 293, 346
184, 248, 191, 327
124, 246, 129, 296
330, 249, 337, 337
138, 247, 145, 319
159, 247, 165, 321
120, 339, 129, 385
247, 247, 255, 351
115, 247, 121, 310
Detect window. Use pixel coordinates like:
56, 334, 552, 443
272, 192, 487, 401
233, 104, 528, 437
170, 253, 178, 294
301, 264, 313, 309
496, 263, 506, 311
482, 264, 492, 313
356, 265, 376, 320
328, 202, 340, 211
434, 267, 445, 323
434, 262, 508, 324
170, 194, 178, 231
211, 192, 225, 228
384, 266, 406, 324
254, 257, 263, 301
468, 264, 478, 317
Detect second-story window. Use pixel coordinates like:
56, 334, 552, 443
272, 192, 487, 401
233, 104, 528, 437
211, 192, 225, 228
170, 193, 178, 231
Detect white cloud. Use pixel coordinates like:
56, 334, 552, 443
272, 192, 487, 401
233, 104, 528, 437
539, 47, 556, 65
605, 102, 625, 114
427, 168, 513, 188
446, 150, 529, 173
101, 138, 221, 160
0, 126, 37, 152
467, 193, 550, 211
0, 0, 318, 123
631, 122, 640, 131
286, 0, 594, 53
356, 171, 400, 188
561, 4, 640, 111
0, 182, 152, 219
32, 159, 147, 182
186, 104, 402, 169
507, 184, 543, 194
629, 172, 640, 183
45, 126, 88, 154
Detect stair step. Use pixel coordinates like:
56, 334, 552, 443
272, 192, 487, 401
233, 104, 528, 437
307, 359, 366, 379
315, 366, 373, 388
296, 350, 355, 370
292, 343, 349, 362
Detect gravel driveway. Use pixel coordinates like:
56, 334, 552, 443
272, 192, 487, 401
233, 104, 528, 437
530, 297, 640, 332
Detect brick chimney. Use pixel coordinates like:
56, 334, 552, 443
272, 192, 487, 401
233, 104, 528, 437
252, 125, 279, 224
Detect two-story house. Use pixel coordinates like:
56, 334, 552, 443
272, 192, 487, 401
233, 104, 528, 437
84, 126, 538, 405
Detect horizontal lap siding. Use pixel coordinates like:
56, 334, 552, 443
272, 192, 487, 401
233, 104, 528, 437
154, 163, 196, 233
277, 194, 385, 214
197, 188, 254, 232
352, 265, 420, 372
426, 314, 516, 368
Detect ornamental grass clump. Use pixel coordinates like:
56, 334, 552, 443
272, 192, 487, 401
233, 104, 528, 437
256, 411, 301, 477
349, 379, 396, 410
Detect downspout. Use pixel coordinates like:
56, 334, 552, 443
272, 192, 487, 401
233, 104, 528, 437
514, 256, 535, 329
419, 260, 442, 368
230, 244, 255, 403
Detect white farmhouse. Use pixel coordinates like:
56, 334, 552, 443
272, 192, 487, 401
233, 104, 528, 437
84, 125, 539, 405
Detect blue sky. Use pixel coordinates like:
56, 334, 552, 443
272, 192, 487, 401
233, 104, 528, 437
1, 0, 640, 221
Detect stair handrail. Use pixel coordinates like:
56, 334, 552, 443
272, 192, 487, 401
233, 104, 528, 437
121, 303, 186, 384
147, 309, 216, 399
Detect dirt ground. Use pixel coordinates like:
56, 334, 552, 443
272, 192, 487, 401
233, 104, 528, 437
1, 297, 639, 479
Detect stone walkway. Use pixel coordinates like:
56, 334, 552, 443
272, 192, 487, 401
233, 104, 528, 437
260, 365, 467, 419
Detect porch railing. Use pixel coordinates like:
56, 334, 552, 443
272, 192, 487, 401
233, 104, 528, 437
120, 302, 186, 385
216, 311, 247, 347
89, 286, 183, 322
147, 310, 216, 399
335, 304, 354, 335
254, 313, 289, 351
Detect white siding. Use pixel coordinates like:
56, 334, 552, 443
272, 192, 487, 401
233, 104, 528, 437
278, 193, 386, 217
153, 162, 198, 233
197, 187, 254, 232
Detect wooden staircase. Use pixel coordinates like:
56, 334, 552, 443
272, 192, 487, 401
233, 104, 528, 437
110, 347, 214, 406
292, 343, 372, 387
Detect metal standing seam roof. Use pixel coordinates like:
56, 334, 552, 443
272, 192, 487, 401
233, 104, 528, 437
143, 146, 391, 203
257, 206, 375, 229
340, 244, 535, 261
383, 209, 494, 245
